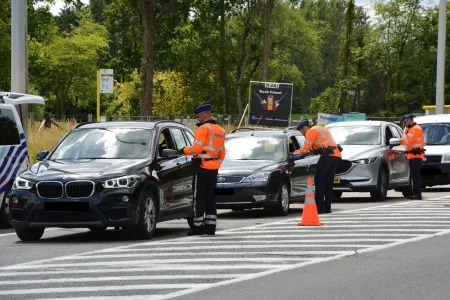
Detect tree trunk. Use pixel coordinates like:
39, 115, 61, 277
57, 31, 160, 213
339, 0, 354, 114
236, 0, 256, 114
137, 0, 156, 116
262, 0, 273, 81
219, 0, 229, 114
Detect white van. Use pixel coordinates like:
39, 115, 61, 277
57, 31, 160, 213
414, 114, 450, 188
0, 92, 45, 228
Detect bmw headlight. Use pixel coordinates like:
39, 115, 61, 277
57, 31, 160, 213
352, 157, 377, 165
443, 152, 450, 162
102, 175, 143, 189
242, 172, 270, 183
13, 176, 34, 190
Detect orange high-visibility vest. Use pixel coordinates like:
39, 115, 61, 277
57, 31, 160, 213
401, 123, 425, 159
294, 126, 342, 158
184, 121, 226, 170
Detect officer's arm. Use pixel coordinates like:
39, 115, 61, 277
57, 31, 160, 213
184, 126, 208, 156
294, 129, 317, 154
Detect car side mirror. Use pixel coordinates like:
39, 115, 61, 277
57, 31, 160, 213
36, 150, 49, 161
291, 153, 304, 161
389, 138, 401, 148
160, 149, 179, 159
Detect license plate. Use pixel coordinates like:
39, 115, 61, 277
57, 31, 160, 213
214, 188, 235, 196
44, 202, 89, 212
334, 178, 341, 184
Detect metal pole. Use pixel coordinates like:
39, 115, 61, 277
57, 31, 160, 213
11, 0, 28, 138
97, 71, 100, 122
435, 0, 447, 115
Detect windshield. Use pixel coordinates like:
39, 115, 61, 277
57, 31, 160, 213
50, 128, 152, 160
421, 123, 450, 145
327, 126, 381, 145
225, 136, 285, 161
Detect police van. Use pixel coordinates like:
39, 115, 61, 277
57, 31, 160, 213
0, 92, 45, 228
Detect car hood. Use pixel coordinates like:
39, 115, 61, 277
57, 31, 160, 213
340, 145, 385, 161
219, 160, 281, 176
423, 145, 450, 155
23, 159, 149, 181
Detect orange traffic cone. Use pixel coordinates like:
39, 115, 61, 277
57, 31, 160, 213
298, 176, 323, 226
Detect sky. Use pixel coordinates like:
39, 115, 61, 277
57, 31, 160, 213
37, 0, 441, 17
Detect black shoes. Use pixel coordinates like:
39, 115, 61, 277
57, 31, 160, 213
407, 195, 423, 200
187, 228, 204, 236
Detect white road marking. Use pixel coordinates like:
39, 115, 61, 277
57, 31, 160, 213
0, 274, 243, 285
0, 284, 203, 295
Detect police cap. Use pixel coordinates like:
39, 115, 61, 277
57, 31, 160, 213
193, 102, 212, 114
402, 114, 414, 122
296, 119, 310, 130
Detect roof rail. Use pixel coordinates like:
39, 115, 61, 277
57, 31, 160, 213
229, 127, 277, 134
153, 120, 187, 127
73, 121, 97, 129
282, 126, 298, 133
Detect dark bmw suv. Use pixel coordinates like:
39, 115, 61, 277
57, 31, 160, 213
9, 121, 197, 241
215, 127, 320, 215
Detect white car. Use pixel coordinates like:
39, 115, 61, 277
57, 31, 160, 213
0, 92, 45, 228
413, 114, 450, 188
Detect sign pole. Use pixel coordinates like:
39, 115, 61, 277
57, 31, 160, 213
97, 71, 100, 122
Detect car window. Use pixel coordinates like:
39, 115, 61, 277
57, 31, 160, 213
327, 126, 380, 145
157, 128, 176, 157
288, 136, 300, 153
385, 126, 394, 145
0, 108, 20, 145
50, 128, 152, 160
224, 135, 285, 161
183, 130, 194, 145
389, 125, 401, 138
170, 128, 188, 153
421, 123, 450, 145
295, 135, 305, 147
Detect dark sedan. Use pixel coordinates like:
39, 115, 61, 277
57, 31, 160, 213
214, 128, 319, 215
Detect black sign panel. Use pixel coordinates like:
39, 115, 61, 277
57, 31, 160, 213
249, 82, 292, 127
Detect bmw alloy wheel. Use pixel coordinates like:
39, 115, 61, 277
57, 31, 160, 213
144, 197, 156, 233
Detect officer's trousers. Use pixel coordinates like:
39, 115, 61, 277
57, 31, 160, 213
409, 158, 422, 198
192, 168, 218, 233
314, 156, 340, 214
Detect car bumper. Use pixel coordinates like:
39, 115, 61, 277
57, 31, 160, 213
214, 181, 279, 209
333, 160, 380, 192
9, 188, 141, 229
421, 162, 450, 186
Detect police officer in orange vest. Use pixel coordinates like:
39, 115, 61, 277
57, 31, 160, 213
183, 102, 226, 235
295, 120, 342, 214
401, 114, 425, 200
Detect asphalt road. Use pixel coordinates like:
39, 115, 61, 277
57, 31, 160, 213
0, 187, 449, 300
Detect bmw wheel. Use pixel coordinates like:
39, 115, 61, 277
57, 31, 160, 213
370, 168, 388, 201
134, 190, 157, 240
274, 182, 290, 216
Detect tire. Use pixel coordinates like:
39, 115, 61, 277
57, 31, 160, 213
370, 168, 388, 201
88, 226, 107, 231
133, 189, 157, 240
332, 191, 343, 199
274, 182, 290, 216
15, 227, 45, 242
0, 186, 13, 229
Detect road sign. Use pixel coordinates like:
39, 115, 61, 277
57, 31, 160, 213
100, 69, 114, 94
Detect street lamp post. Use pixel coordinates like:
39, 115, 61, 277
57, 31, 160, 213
435, 0, 447, 115
11, 0, 29, 138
